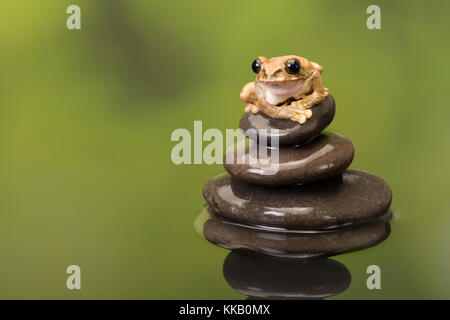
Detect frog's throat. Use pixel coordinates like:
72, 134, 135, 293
263, 80, 306, 105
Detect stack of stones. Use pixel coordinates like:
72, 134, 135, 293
200, 95, 392, 258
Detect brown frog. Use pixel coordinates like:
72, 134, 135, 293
240, 55, 328, 124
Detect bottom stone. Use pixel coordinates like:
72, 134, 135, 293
196, 207, 391, 259
203, 169, 392, 231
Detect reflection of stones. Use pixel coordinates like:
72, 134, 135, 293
203, 170, 392, 230
223, 251, 351, 300
197, 207, 391, 259
223, 132, 354, 185
239, 95, 335, 146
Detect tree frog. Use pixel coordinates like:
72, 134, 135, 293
240, 55, 328, 124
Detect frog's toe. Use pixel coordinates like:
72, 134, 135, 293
244, 103, 258, 113
305, 109, 312, 118
297, 114, 306, 124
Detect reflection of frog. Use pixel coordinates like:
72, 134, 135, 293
240, 55, 328, 124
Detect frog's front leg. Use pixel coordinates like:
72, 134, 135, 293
295, 71, 328, 109
240, 82, 260, 113
279, 103, 312, 124
256, 97, 312, 124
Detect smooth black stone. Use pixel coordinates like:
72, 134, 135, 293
223, 252, 351, 299
201, 208, 391, 259
239, 94, 335, 146
224, 131, 354, 186
203, 170, 392, 230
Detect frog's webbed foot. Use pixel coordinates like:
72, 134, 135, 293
254, 97, 310, 124
278, 101, 312, 124
244, 102, 259, 113
290, 105, 312, 124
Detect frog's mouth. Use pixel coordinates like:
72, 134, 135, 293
263, 79, 303, 88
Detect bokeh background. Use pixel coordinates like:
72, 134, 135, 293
1, 0, 450, 299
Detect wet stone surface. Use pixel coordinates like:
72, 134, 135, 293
203, 170, 392, 230
239, 94, 336, 146
224, 131, 354, 186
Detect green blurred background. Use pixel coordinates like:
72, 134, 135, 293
1, 0, 450, 299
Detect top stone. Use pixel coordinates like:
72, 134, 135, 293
239, 94, 336, 146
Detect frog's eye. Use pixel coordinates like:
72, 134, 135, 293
284, 58, 301, 75
251, 58, 262, 74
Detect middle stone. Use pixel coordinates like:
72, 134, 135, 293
224, 131, 354, 186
